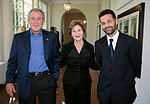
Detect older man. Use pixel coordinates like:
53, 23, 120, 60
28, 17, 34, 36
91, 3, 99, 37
6, 8, 60, 104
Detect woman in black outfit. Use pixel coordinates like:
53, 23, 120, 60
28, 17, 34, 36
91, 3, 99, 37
60, 20, 97, 104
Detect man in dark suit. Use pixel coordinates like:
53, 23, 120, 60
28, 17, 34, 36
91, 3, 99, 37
6, 8, 60, 104
95, 9, 142, 104
50, 26, 61, 50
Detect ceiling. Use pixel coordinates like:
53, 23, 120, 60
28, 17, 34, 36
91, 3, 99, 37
43, 0, 98, 4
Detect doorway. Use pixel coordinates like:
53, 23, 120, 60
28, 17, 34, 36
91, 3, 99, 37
61, 9, 87, 45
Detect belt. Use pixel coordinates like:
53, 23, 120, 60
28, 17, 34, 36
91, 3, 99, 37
30, 71, 50, 77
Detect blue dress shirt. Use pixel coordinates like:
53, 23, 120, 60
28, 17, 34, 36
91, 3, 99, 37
28, 29, 49, 72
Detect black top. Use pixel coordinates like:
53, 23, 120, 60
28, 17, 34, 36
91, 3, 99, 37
60, 39, 97, 87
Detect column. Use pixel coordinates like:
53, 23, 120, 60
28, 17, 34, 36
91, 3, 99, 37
0, 0, 2, 61
1, 0, 13, 61
33, 0, 39, 8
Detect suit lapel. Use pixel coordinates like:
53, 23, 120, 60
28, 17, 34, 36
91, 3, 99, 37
42, 30, 51, 60
111, 33, 124, 65
102, 33, 125, 65
102, 36, 112, 63
22, 30, 31, 73
24, 30, 31, 56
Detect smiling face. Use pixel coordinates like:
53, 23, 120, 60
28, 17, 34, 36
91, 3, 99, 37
100, 14, 118, 37
28, 11, 45, 35
21, 26, 26, 32
71, 25, 84, 41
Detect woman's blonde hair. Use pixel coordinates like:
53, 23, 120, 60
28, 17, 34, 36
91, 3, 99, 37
68, 20, 85, 36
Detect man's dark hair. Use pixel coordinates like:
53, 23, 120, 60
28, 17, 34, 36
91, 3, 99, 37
50, 26, 55, 31
99, 9, 116, 20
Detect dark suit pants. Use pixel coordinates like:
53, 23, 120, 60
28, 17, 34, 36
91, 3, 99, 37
19, 74, 56, 104
98, 87, 136, 104
63, 83, 91, 104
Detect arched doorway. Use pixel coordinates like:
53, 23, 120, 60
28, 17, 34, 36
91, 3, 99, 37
61, 9, 87, 45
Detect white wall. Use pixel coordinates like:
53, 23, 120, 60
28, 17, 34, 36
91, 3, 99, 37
50, 2, 99, 45
1, 0, 13, 62
0, 62, 7, 84
0, 0, 13, 85
47, 3, 52, 30
99, 0, 111, 10
111, 0, 150, 103
0, 0, 2, 61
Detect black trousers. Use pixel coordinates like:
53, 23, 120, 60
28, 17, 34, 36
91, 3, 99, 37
63, 83, 91, 104
98, 87, 136, 104
19, 74, 56, 104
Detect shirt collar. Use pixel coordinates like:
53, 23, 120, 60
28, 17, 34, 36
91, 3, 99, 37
30, 28, 42, 37
107, 30, 119, 43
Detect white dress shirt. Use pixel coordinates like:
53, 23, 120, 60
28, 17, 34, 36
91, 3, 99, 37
107, 30, 119, 51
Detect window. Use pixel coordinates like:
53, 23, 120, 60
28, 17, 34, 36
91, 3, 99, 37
23, 0, 32, 29
13, 0, 32, 34
39, 0, 48, 30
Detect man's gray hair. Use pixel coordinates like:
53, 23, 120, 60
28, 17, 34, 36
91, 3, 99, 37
28, 8, 45, 20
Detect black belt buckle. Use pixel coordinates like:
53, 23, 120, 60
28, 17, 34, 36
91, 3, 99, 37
47, 72, 50, 75
34, 72, 43, 77
34, 72, 39, 77
31, 71, 50, 77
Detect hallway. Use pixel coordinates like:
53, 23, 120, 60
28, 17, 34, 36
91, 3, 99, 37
0, 68, 99, 104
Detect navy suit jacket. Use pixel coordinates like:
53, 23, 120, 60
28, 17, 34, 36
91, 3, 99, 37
95, 31, 142, 103
6, 29, 60, 98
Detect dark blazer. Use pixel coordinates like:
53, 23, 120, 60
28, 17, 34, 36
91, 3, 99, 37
60, 39, 97, 86
95, 31, 142, 104
6, 29, 60, 99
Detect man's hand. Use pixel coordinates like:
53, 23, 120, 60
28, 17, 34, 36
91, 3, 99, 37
6, 83, 16, 97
